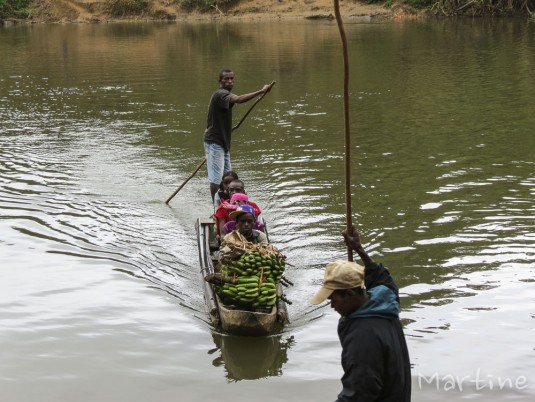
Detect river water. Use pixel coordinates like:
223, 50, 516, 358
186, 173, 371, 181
1, 18, 534, 401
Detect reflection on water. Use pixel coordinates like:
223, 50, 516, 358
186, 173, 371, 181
210, 334, 294, 381
1, 18, 535, 401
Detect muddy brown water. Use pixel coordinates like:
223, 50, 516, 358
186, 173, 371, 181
1, 19, 534, 401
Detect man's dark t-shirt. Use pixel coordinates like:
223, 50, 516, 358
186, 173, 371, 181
204, 88, 234, 151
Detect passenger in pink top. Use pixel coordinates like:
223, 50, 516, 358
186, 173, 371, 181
213, 183, 262, 238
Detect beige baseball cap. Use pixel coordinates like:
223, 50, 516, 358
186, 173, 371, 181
310, 260, 365, 305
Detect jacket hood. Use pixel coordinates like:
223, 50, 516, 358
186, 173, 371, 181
348, 285, 400, 319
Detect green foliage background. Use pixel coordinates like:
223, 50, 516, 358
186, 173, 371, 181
0, 0, 29, 19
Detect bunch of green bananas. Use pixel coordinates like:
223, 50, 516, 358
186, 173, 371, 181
215, 251, 286, 309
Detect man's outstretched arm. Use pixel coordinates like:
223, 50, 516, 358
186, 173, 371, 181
230, 83, 272, 104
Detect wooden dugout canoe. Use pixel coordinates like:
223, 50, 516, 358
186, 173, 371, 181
195, 217, 290, 336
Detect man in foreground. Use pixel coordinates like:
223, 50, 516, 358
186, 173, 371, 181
311, 225, 411, 402
204, 68, 272, 201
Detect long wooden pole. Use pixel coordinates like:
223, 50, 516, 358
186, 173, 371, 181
233, 81, 276, 131
333, 0, 354, 261
165, 81, 276, 205
165, 158, 206, 204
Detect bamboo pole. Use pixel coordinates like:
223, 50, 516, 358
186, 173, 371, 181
333, 0, 354, 262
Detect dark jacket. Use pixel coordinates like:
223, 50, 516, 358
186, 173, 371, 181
335, 263, 411, 402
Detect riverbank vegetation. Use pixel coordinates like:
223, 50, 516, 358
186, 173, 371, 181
105, 0, 150, 16
0, 0, 533, 22
0, 0, 29, 20
181, 0, 534, 16
424, 0, 533, 16
99, 0, 534, 17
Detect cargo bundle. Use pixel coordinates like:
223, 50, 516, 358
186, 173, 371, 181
216, 251, 285, 309
197, 218, 291, 335
215, 231, 287, 310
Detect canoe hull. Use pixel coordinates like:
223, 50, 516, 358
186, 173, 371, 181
195, 217, 289, 336
217, 296, 278, 336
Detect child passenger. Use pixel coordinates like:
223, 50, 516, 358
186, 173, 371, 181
213, 180, 262, 238
222, 205, 267, 245
213, 171, 239, 210
221, 194, 265, 236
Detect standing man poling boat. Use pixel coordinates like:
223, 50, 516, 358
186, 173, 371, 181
204, 68, 272, 202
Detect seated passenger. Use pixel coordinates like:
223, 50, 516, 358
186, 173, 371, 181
226, 179, 260, 210
213, 180, 261, 237
227, 180, 261, 215
223, 205, 267, 245
213, 171, 239, 210
222, 193, 265, 235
